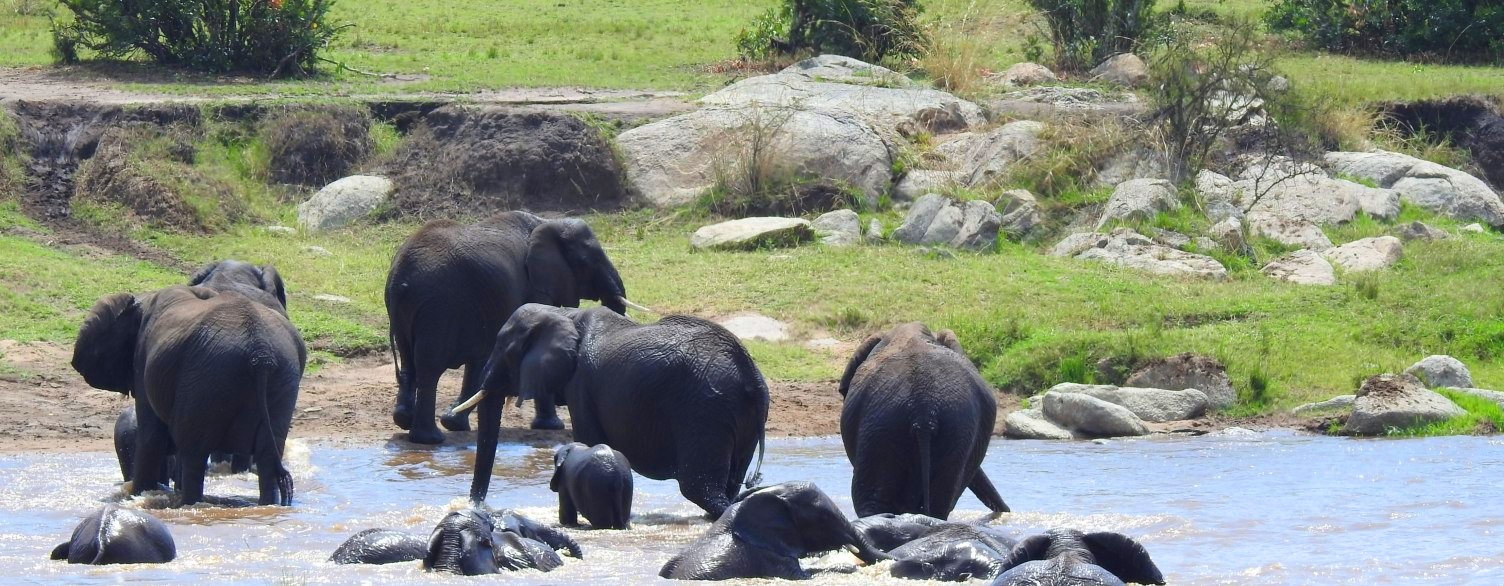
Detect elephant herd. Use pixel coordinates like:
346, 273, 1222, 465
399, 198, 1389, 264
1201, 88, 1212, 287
51, 211, 1166, 584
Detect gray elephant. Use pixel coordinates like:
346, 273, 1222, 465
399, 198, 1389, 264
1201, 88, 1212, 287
51, 505, 174, 565
552, 442, 633, 529
385, 211, 645, 444
840, 322, 1010, 519
852, 513, 947, 552
992, 529, 1164, 586
890, 523, 1017, 581
188, 259, 288, 316
421, 509, 573, 575
112, 405, 251, 485
659, 481, 890, 580
457, 304, 767, 518
72, 285, 305, 506
330, 529, 427, 565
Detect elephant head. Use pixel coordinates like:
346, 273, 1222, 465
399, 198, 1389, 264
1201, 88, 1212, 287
526, 219, 630, 314
728, 482, 890, 566
838, 322, 964, 398
71, 293, 143, 395
471, 304, 580, 410
51, 505, 176, 565
423, 509, 501, 575
188, 259, 287, 314
995, 529, 1164, 586
550, 442, 587, 492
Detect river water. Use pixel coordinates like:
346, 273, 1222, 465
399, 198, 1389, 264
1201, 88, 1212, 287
2, 431, 1502, 584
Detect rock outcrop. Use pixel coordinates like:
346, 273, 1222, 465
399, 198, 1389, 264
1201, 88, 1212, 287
1325, 150, 1504, 227
1403, 355, 1474, 389
1261, 250, 1337, 285
1344, 374, 1466, 435
1323, 236, 1403, 272
297, 175, 393, 232
690, 217, 813, 251
1041, 391, 1150, 438
892, 194, 1001, 252
1124, 353, 1237, 410
1046, 383, 1209, 422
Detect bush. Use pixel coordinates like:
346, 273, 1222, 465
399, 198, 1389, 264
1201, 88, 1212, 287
260, 106, 372, 187
1027, 0, 1159, 72
734, 0, 928, 64
1266, 0, 1504, 63
52, 0, 344, 76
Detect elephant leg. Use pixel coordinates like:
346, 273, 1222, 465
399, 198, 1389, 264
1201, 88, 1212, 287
529, 394, 565, 431
967, 469, 1010, 513
229, 453, 254, 475
408, 366, 445, 445
558, 491, 579, 527
177, 452, 209, 506
440, 361, 482, 432
677, 438, 735, 518
392, 366, 415, 430
850, 440, 905, 518
615, 483, 633, 530
255, 452, 292, 506
130, 403, 171, 496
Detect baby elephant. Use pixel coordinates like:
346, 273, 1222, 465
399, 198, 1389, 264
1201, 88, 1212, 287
51, 505, 175, 565
993, 529, 1164, 586
422, 508, 581, 575
551, 442, 633, 530
889, 523, 1018, 581
330, 529, 427, 565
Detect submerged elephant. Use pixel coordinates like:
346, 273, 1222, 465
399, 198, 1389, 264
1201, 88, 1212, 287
72, 285, 305, 506
385, 211, 645, 444
552, 442, 633, 529
840, 322, 1010, 519
51, 505, 174, 565
659, 481, 890, 580
993, 529, 1164, 586
852, 513, 947, 552
889, 523, 1018, 581
421, 509, 572, 575
330, 529, 428, 565
458, 304, 767, 518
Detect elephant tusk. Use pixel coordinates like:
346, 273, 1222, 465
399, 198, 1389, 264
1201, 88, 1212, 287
619, 297, 653, 313
449, 389, 488, 415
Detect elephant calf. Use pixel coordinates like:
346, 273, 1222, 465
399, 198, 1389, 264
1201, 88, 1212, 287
552, 442, 633, 530
51, 505, 174, 565
422, 509, 580, 575
852, 512, 947, 552
993, 529, 1164, 586
659, 481, 889, 581
330, 529, 427, 565
889, 523, 1018, 581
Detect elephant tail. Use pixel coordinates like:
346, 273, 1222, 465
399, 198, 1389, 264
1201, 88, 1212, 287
913, 414, 936, 517
742, 429, 765, 490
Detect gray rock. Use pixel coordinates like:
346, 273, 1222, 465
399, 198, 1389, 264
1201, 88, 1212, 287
313, 294, 351, 304
302, 245, 333, 257
892, 194, 950, 244
1072, 229, 1229, 279
1041, 391, 1150, 438
1208, 217, 1245, 251
892, 194, 1001, 251
264, 225, 296, 235
1291, 394, 1355, 414
993, 62, 1058, 87
893, 170, 963, 202
1323, 236, 1403, 272
932, 121, 1045, 186
1125, 353, 1237, 410
1096, 179, 1179, 229
1150, 228, 1191, 250
1089, 54, 1149, 88
1261, 250, 1337, 286
1403, 355, 1474, 389
717, 313, 790, 342
1462, 223, 1486, 233
1234, 159, 1382, 226
1195, 170, 1245, 222
1048, 383, 1209, 422
1325, 150, 1504, 227
1345, 374, 1466, 435
700, 64, 985, 135
297, 175, 394, 232
1049, 232, 1111, 258
1192, 236, 1219, 251
690, 217, 814, 251
865, 218, 885, 243
1393, 221, 1449, 241
1447, 388, 1504, 408
618, 106, 892, 208
994, 189, 1042, 239
812, 209, 861, 246
1003, 408, 1074, 440
777, 54, 914, 88
1246, 214, 1334, 251
1094, 148, 1169, 188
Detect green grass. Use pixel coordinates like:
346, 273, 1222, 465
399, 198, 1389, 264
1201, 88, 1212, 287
1388, 389, 1504, 437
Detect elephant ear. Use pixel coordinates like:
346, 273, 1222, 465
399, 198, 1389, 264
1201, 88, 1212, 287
999, 534, 1054, 572
1083, 532, 1165, 585
70, 293, 142, 395
258, 265, 288, 311
727, 488, 803, 558
549, 444, 574, 492
838, 334, 884, 398
187, 261, 218, 287
526, 220, 627, 314
480, 305, 580, 404
934, 329, 966, 356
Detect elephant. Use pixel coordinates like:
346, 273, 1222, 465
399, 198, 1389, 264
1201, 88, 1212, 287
385, 211, 646, 444
71, 285, 305, 506
422, 509, 570, 575
889, 523, 1018, 581
494, 508, 584, 559
113, 405, 252, 485
658, 481, 890, 581
992, 529, 1164, 586
457, 304, 768, 518
50, 505, 174, 565
851, 513, 947, 552
839, 322, 1010, 519
551, 442, 633, 530
188, 259, 288, 315
331, 528, 428, 565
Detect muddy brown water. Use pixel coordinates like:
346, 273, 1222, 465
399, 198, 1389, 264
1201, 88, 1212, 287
2, 432, 1503, 584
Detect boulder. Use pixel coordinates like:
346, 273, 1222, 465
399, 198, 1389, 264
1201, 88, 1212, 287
1049, 232, 1111, 258
892, 194, 1001, 252
1403, 355, 1474, 389
1291, 395, 1355, 414
717, 313, 791, 342
1124, 353, 1237, 410
1041, 391, 1150, 438
1096, 179, 1179, 229
1325, 150, 1504, 227
1447, 388, 1504, 409
1462, 223, 1486, 233
932, 121, 1045, 186
865, 219, 885, 243
1192, 236, 1218, 251
690, 217, 813, 251
1150, 228, 1191, 250
992, 62, 1058, 87
1261, 250, 1336, 286
1246, 215, 1334, 251
1194, 170, 1245, 222
777, 54, 914, 88
1048, 383, 1209, 422
313, 294, 351, 304
1233, 159, 1385, 226
1071, 229, 1229, 279
1003, 408, 1074, 440
985, 86, 1143, 117
1344, 374, 1466, 435
1094, 148, 1169, 189
618, 107, 892, 208
994, 189, 1042, 239
303, 245, 332, 257
1089, 54, 1150, 88
296, 175, 393, 232
893, 170, 963, 202
1393, 221, 1449, 241
812, 209, 861, 246
1208, 217, 1245, 251
1323, 236, 1403, 272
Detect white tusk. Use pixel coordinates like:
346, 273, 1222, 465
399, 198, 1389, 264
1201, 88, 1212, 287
620, 297, 653, 313
449, 389, 488, 415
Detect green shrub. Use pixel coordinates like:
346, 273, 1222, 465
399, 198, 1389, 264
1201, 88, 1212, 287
1266, 0, 1504, 63
52, 0, 345, 76
735, 0, 928, 63
1027, 0, 1159, 72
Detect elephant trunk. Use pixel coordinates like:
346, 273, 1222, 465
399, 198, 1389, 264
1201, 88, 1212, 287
846, 525, 893, 565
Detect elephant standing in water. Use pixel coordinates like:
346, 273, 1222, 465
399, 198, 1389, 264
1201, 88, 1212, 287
72, 285, 305, 506
385, 211, 642, 444
839, 322, 1010, 519
552, 442, 633, 529
457, 304, 767, 518
51, 505, 175, 565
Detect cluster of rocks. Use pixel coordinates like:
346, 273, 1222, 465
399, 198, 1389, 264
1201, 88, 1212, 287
1005, 354, 1235, 440
1291, 355, 1502, 435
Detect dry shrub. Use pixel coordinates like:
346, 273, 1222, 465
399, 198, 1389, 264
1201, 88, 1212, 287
1005, 117, 1133, 197
261, 106, 372, 187
74, 125, 244, 232
1312, 105, 1377, 151
920, 24, 991, 95
703, 105, 857, 217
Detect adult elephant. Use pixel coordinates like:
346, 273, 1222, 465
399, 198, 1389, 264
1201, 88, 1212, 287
455, 304, 767, 518
840, 322, 1010, 519
385, 211, 643, 444
71, 285, 305, 506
